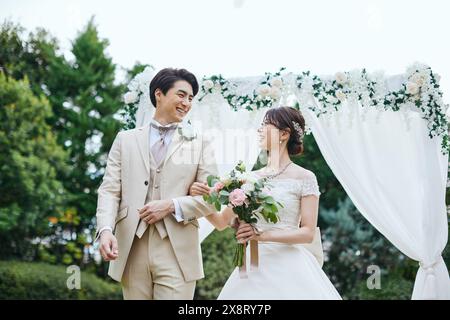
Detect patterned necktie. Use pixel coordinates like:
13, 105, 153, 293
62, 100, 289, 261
150, 123, 177, 166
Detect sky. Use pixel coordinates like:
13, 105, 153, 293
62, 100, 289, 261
1, 0, 450, 101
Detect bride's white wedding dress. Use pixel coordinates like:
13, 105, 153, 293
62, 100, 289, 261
218, 171, 342, 300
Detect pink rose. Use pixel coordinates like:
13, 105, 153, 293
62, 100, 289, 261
213, 182, 225, 193
229, 188, 247, 207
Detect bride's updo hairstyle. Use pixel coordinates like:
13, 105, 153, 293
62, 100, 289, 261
263, 106, 306, 156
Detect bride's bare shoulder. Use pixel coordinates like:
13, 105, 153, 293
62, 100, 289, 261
289, 164, 316, 180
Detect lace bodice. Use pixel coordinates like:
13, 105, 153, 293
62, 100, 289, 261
253, 172, 321, 232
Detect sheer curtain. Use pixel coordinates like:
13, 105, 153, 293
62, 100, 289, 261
299, 93, 450, 299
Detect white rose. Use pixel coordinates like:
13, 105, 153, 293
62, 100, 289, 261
203, 80, 214, 90
128, 80, 139, 92
140, 66, 155, 80
406, 81, 419, 95
335, 90, 347, 102
257, 84, 271, 97
335, 72, 348, 85
124, 91, 138, 104
241, 183, 255, 195
269, 86, 282, 100
214, 83, 222, 92
270, 77, 283, 88
410, 73, 425, 87
240, 173, 257, 185
139, 82, 148, 94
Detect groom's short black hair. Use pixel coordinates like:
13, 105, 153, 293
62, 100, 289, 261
149, 68, 199, 107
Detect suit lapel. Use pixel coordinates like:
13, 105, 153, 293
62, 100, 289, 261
136, 124, 150, 174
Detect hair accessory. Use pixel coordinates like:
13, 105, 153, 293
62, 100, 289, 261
292, 121, 304, 140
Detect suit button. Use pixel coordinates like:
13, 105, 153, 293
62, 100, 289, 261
156, 169, 161, 173
144, 181, 148, 186
154, 185, 159, 189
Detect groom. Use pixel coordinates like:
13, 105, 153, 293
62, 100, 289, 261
95, 68, 218, 299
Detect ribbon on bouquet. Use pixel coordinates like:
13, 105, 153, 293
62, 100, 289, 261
239, 240, 259, 278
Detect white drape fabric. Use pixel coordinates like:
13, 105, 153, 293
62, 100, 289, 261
299, 93, 450, 299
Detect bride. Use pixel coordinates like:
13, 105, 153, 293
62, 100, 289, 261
190, 106, 342, 300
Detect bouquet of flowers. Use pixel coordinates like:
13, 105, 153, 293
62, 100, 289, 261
203, 161, 283, 267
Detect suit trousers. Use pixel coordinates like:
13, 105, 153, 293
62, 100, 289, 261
121, 223, 196, 300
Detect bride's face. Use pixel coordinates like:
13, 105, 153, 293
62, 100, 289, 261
258, 122, 280, 151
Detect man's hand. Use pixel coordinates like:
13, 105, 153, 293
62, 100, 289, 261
138, 199, 175, 225
189, 182, 211, 196
99, 230, 119, 261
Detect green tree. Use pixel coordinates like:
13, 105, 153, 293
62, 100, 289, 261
0, 72, 68, 259
0, 19, 126, 270
1, 17, 125, 226
0, 20, 66, 98
52, 17, 124, 228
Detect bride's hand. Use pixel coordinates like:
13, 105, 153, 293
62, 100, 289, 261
236, 222, 259, 243
189, 182, 211, 196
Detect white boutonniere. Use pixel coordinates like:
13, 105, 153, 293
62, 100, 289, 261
178, 120, 197, 141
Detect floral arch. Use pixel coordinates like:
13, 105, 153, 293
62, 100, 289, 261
123, 63, 450, 300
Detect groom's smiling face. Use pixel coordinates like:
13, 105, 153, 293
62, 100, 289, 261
155, 80, 193, 123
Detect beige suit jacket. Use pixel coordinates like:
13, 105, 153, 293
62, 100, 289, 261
96, 123, 218, 282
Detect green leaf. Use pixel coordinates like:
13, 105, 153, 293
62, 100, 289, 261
210, 193, 217, 203
207, 175, 219, 187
